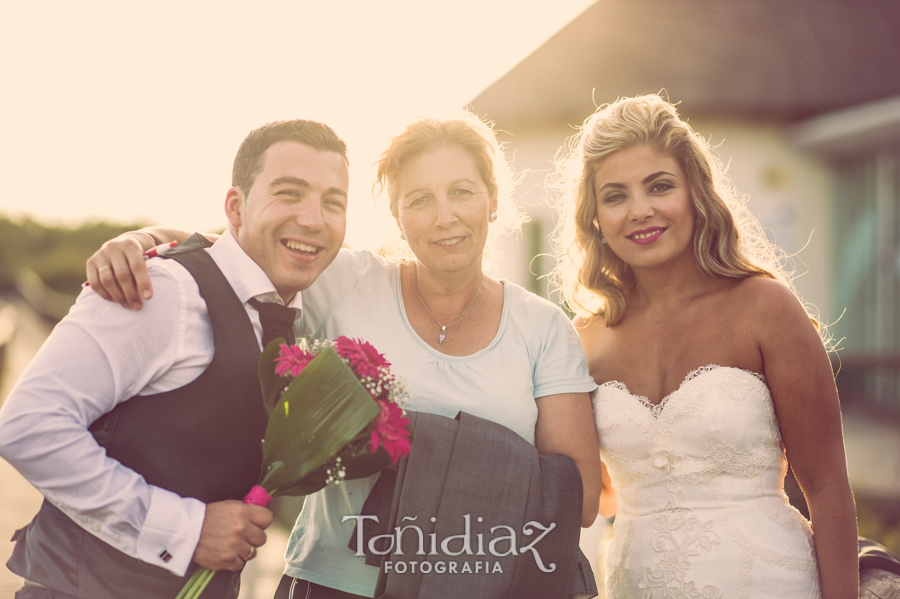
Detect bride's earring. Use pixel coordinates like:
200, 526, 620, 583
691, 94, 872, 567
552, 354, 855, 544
600, 232, 607, 244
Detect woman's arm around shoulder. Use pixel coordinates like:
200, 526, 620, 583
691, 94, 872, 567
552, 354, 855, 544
86, 226, 219, 310
748, 277, 858, 599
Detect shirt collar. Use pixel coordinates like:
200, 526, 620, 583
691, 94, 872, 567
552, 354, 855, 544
206, 230, 303, 314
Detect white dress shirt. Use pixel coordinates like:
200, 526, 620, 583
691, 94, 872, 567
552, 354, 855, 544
0, 230, 301, 576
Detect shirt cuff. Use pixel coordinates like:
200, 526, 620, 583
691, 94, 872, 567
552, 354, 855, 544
136, 486, 206, 576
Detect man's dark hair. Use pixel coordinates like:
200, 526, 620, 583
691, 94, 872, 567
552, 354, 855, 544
232, 120, 348, 194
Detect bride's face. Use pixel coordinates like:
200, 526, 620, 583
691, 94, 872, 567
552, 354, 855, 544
592, 145, 695, 271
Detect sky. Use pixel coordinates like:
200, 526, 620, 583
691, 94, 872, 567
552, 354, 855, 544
0, 1, 594, 250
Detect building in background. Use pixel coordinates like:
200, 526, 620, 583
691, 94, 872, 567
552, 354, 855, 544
468, 0, 900, 573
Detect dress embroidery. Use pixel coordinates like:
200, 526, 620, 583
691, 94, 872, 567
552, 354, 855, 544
637, 495, 723, 599
595, 366, 821, 599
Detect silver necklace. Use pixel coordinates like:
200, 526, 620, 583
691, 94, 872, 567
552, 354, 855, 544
415, 272, 485, 344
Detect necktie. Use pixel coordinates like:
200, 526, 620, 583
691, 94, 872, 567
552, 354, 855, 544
248, 297, 297, 348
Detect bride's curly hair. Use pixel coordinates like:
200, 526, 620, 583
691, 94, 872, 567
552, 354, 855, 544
551, 95, 807, 327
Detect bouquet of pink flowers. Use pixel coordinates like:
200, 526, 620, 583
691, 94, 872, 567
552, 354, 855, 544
176, 336, 411, 599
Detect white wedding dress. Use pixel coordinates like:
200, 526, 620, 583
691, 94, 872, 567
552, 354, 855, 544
594, 365, 821, 599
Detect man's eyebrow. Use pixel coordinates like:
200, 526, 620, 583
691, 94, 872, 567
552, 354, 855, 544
270, 176, 310, 188
596, 171, 676, 193
270, 177, 347, 199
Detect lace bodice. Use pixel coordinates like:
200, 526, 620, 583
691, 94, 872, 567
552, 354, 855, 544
594, 365, 821, 599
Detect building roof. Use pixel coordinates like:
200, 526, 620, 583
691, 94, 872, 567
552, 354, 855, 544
471, 0, 900, 128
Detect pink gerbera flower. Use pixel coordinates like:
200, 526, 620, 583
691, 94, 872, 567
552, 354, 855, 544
371, 399, 412, 463
335, 336, 390, 379
273, 344, 315, 377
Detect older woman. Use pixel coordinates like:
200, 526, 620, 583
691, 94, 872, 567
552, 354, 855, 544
554, 95, 857, 598
87, 112, 602, 598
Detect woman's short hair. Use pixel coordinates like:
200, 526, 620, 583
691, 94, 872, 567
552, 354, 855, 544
552, 94, 797, 326
375, 111, 525, 270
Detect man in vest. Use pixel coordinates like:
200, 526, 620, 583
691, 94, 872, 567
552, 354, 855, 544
0, 120, 350, 599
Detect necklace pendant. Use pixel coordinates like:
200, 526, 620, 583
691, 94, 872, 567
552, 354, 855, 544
438, 327, 446, 344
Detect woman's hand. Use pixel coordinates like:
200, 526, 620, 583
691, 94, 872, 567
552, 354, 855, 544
85, 227, 211, 310
535, 392, 603, 527
86, 231, 157, 310
754, 278, 858, 599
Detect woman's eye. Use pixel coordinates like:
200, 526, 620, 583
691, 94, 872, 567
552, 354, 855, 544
603, 192, 625, 204
651, 181, 673, 193
325, 198, 346, 212
451, 188, 472, 197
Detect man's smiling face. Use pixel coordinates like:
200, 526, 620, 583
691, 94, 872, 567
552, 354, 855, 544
226, 141, 348, 302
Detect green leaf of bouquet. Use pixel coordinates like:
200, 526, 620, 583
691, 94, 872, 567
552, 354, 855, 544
259, 338, 288, 415
258, 346, 379, 495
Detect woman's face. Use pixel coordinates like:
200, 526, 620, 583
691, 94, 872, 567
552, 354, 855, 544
395, 145, 496, 276
592, 145, 695, 271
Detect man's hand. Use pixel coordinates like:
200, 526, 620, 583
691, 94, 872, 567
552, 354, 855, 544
86, 232, 155, 310
192, 500, 274, 571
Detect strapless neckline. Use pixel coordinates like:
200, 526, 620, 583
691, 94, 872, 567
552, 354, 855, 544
593, 362, 820, 597
598, 364, 766, 417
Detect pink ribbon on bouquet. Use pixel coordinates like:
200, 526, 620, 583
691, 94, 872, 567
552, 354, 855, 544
242, 485, 272, 507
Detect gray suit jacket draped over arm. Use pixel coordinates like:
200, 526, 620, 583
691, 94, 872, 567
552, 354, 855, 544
351, 410, 598, 599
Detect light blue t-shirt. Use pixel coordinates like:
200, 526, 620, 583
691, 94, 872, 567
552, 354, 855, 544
284, 249, 596, 596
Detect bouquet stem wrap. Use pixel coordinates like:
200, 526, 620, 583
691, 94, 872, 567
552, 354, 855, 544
242, 485, 272, 507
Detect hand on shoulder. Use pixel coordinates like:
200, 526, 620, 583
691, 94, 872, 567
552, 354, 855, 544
86, 232, 155, 310
85, 227, 216, 311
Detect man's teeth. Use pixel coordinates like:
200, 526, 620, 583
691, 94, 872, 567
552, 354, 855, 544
437, 237, 464, 245
284, 241, 317, 253
630, 230, 662, 240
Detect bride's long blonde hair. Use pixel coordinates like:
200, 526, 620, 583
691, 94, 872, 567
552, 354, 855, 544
552, 95, 807, 327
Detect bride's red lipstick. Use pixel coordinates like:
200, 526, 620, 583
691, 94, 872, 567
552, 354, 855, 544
627, 226, 666, 245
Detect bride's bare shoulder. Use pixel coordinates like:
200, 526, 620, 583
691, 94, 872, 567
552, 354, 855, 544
729, 276, 814, 339
731, 276, 801, 311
